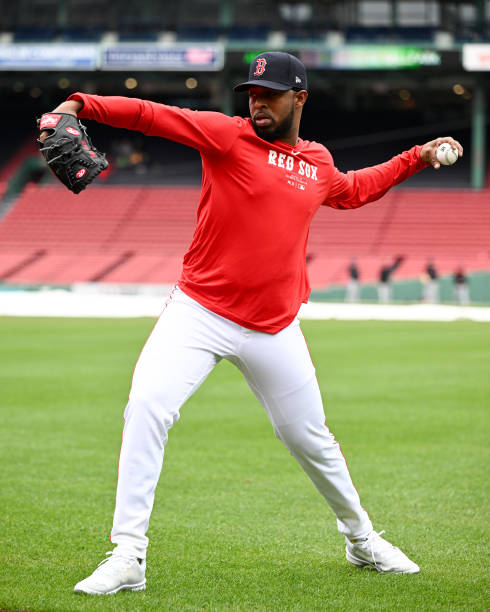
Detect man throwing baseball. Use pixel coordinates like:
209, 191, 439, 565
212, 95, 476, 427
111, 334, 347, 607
40, 52, 462, 594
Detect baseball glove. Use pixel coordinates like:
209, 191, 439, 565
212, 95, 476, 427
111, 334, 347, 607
37, 113, 109, 194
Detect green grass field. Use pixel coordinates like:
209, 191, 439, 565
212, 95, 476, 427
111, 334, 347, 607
1, 317, 488, 611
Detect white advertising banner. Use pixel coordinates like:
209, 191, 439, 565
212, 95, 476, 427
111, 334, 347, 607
462, 44, 490, 71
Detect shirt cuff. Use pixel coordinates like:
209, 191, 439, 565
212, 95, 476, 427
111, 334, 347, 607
67, 92, 89, 118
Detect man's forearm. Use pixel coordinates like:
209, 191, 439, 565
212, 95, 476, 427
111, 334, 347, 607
51, 99, 83, 115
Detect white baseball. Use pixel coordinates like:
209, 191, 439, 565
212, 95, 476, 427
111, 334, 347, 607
436, 143, 458, 166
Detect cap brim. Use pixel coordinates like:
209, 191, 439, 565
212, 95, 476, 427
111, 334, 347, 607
233, 80, 292, 93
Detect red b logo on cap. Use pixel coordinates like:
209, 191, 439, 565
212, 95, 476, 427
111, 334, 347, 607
254, 58, 267, 76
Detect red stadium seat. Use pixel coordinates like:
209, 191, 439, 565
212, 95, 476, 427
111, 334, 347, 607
0, 185, 488, 287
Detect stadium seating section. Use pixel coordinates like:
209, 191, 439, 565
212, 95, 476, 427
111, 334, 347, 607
1, 0, 489, 44
0, 184, 488, 288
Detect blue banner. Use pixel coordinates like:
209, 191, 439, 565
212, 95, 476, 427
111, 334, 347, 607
0, 44, 97, 70
101, 43, 224, 71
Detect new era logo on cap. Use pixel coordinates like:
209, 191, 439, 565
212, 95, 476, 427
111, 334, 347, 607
234, 51, 308, 92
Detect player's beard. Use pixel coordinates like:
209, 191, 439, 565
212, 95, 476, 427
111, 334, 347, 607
252, 104, 295, 143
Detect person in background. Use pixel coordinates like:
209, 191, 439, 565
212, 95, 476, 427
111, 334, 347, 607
453, 267, 470, 304
378, 256, 404, 303
346, 258, 360, 302
423, 260, 439, 303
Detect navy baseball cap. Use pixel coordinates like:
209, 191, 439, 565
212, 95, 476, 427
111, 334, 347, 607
234, 52, 308, 92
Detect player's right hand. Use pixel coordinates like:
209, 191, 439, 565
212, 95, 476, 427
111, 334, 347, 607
39, 100, 82, 143
37, 108, 108, 194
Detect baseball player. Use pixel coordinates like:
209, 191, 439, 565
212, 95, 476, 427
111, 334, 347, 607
40, 52, 462, 594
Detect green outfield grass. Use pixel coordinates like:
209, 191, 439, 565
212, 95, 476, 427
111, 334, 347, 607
0, 317, 488, 611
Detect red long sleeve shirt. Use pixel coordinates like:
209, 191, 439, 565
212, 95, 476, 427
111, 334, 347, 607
69, 93, 428, 333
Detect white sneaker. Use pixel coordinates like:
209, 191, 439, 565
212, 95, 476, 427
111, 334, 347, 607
73, 551, 146, 595
346, 530, 420, 574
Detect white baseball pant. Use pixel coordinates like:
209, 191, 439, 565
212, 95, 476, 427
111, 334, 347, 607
111, 287, 373, 559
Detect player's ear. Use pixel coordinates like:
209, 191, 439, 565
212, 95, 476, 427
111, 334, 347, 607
294, 90, 308, 108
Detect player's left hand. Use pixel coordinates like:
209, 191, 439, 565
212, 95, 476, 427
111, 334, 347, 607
420, 137, 463, 170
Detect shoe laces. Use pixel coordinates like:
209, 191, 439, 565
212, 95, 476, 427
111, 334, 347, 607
361, 530, 395, 572
94, 551, 137, 577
